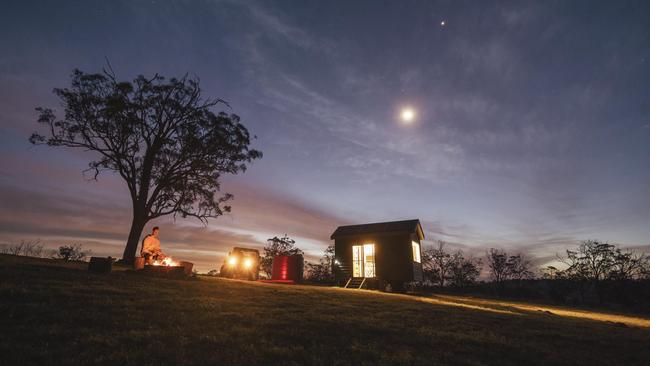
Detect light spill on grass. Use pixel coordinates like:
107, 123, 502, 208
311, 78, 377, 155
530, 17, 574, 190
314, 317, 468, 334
432, 294, 650, 328
414, 296, 521, 315
247, 281, 650, 327
325, 287, 520, 315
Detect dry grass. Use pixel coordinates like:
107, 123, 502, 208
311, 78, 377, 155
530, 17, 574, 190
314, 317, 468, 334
423, 294, 650, 328
1, 254, 649, 365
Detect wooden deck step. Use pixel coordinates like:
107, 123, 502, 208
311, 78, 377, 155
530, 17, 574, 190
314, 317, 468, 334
344, 277, 366, 289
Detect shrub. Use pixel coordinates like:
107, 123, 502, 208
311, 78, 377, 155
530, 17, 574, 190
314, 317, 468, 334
1, 239, 45, 258
54, 244, 90, 261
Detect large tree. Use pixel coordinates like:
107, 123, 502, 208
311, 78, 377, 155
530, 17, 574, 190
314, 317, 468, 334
560, 240, 649, 281
422, 240, 452, 286
30, 68, 262, 263
486, 248, 534, 284
448, 251, 481, 287
486, 248, 509, 284
504, 254, 533, 281
305, 245, 335, 283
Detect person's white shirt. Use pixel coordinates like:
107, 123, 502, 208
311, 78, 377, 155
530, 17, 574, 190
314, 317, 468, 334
141, 233, 161, 255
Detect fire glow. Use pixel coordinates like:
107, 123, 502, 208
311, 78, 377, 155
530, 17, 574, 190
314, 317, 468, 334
152, 257, 177, 266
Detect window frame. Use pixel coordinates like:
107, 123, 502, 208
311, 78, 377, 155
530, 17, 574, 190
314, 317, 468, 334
412, 241, 421, 263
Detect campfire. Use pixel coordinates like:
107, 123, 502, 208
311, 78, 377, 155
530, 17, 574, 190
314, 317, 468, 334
152, 257, 177, 267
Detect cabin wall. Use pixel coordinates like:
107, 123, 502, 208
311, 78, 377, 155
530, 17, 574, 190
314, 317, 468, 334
334, 233, 415, 288
334, 238, 353, 283
377, 233, 413, 285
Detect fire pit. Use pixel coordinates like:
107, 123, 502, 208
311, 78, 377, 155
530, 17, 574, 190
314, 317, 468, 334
139, 257, 194, 277
142, 265, 187, 277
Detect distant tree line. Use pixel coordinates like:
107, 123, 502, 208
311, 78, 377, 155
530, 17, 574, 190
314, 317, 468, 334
1, 240, 91, 261
422, 241, 482, 288
545, 240, 649, 281
250, 235, 650, 312
419, 239, 650, 312
539, 240, 650, 307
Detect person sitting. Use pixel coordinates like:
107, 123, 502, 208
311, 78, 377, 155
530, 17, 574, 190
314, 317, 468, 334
141, 226, 165, 264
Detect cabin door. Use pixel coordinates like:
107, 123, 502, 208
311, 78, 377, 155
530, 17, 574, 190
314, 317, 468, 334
352, 244, 375, 278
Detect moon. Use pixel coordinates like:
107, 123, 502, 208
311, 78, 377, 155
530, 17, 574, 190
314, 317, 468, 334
400, 108, 416, 123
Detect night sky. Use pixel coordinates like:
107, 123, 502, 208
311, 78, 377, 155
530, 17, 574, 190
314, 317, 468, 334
1, 0, 649, 272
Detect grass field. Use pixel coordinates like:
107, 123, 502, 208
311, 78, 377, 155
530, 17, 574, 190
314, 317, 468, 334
2, 254, 650, 365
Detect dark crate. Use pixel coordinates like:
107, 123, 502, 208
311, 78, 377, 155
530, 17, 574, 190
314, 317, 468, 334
88, 257, 113, 273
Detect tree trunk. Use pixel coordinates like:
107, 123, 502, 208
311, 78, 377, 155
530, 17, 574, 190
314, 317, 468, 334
122, 215, 147, 264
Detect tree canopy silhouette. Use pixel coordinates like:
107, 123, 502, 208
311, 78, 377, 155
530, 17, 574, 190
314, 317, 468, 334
422, 240, 452, 286
30, 68, 262, 262
261, 235, 303, 277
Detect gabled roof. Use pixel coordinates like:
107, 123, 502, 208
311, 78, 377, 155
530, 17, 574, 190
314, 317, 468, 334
330, 219, 425, 240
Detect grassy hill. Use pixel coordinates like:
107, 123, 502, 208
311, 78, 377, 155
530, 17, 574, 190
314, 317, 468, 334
1, 254, 649, 365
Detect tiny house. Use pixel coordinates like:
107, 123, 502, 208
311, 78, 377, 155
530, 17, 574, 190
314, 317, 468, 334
331, 219, 424, 291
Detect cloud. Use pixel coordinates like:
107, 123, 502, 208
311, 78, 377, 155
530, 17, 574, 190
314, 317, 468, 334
244, 2, 315, 50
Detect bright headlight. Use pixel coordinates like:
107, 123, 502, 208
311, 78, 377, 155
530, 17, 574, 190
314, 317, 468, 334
243, 258, 252, 268
228, 257, 237, 266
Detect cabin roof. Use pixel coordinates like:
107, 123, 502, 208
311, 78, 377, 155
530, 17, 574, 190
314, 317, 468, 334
330, 219, 425, 240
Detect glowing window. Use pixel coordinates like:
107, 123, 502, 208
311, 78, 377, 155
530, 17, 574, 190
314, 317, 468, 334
412, 241, 421, 263
352, 245, 363, 277
352, 244, 375, 278
363, 244, 375, 278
